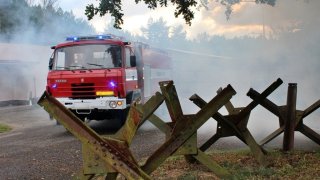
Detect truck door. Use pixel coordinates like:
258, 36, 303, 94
124, 47, 138, 93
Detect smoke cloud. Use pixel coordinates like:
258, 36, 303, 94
137, 0, 320, 139
0, 0, 94, 105
0, 0, 318, 141
175, 0, 320, 139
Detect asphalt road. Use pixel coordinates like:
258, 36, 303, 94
0, 105, 319, 179
0, 106, 81, 179
0, 105, 169, 179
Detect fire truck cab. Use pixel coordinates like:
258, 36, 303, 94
47, 34, 171, 126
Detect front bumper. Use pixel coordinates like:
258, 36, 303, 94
56, 97, 127, 110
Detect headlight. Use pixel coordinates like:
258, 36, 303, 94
109, 101, 117, 108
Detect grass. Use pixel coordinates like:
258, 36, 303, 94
0, 123, 12, 133
150, 149, 320, 179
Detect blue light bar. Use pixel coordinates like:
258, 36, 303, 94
65, 34, 116, 42
66, 36, 79, 41
97, 35, 112, 39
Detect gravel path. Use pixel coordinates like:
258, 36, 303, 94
0, 105, 319, 179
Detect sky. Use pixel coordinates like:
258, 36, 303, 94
28, 0, 287, 39
30, 0, 316, 39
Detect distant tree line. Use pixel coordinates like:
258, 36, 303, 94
0, 0, 316, 62
105, 15, 318, 63
105, 17, 267, 58
0, 0, 94, 44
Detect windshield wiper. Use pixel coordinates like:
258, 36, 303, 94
67, 65, 86, 69
87, 63, 104, 67
55, 66, 70, 70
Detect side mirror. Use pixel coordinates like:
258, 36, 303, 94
130, 56, 136, 67
49, 57, 53, 70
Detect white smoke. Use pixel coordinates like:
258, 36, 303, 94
0, 1, 94, 104
163, 0, 320, 139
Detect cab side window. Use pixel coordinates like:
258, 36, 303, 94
125, 47, 131, 68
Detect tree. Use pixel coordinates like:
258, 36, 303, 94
85, 0, 276, 29
141, 18, 170, 47
169, 25, 187, 48
0, 0, 94, 44
0, 0, 29, 38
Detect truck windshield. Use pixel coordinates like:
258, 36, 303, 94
53, 44, 122, 70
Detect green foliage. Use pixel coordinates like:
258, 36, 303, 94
0, 0, 27, 37
86, 0, 276, 29
0, 123, 12, 133
0, 0, 94, 44
86, 0, 124, 29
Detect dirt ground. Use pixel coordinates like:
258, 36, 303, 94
0, 105, 319, 179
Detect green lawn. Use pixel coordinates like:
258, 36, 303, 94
0, 123, 12, 133
150, 149, 320, 179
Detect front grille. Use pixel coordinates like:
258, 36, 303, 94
71, 83, 95, 99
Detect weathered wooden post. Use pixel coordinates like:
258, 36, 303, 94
283, 83, 297, 151
248, 81, 320, 150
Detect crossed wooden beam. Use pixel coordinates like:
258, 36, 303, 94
40, 78, 311, 179
38, 91, 157, 179
38, 80, 237, 179
140, 81, 236, 178
188, 78, 283, 166
247, 83, 320, 150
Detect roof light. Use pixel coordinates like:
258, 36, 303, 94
97, 35, 112, 39
66, 36, 79, 41
65, 34, 119, 42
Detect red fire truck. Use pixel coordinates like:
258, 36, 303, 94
46, 34, 172, 126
